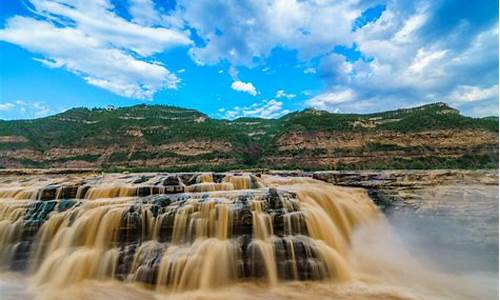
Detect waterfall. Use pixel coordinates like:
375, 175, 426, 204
0, 173, 379, 292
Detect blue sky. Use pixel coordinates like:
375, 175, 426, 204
0, 0, 498, 120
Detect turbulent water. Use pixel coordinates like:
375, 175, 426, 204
0, 173, 497, 300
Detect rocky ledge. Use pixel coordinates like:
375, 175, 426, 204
269, 169, 498, 210
309, 169, 498, 188
1, 168, 497, 186
0, 168, 496, 212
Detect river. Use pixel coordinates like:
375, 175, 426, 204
0, 174, 497, 300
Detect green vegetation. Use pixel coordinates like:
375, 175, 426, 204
0, 102, 497, 170
278, 103, 498, 133
334, 154, 499, 170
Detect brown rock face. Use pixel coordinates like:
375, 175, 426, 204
0, 136, 28, 143
266, 129, 498, 169
0, 103, 497, 170
275, 129, 497, 150
0, 129, 497, 170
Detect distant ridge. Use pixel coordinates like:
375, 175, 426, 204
0, 102, 497, 171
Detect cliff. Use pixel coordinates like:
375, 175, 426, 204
0, 102, 497, 171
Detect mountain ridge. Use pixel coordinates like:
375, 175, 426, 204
0, 102, 497, 171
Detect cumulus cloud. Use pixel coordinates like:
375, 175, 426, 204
0, 103, 15, 111
446, 84, 499, 103
0, 100, 54, 120
172, 0, 497, 116
129, 0, 162, 26
276, 90, 296, 99
409, 49, 448, 73
231, 81, 258, 96
304, 67, 316, 74
178, 0, 497, 116
0, 0, 191, 99
0, 0, 497, 116
222, 99, 289, 119
306, 90, 356, 111
463, 100, 499, 117
180, 0, 365, 65
306, 1, 498, 116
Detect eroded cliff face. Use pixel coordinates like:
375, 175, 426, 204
265, 129, 498, 169
0, 103, 497, 170
0, 139, 235, 169
275, 129, 496, 150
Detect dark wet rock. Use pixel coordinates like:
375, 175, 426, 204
37, 186, 57, 201
312, 170, 498, 188
154, 211, 176, 243
130, 244, 164, 285
250, 175, 261, 186
133, 175, 151, 184
137, 186, 152, 197
115, 243, 138, 280
185, 174, 199, 185
367, 189, 402, 211
213, 173, 226, 183
10, 241, 32, 271
266, 188, 282, 210
245, 241, 269, 279
118, 209, 144, 244
274, 237, 327, 280
57, 199, 78, 212
232, 202, 253, 236
59, 185, 80, 199
76, 185, 90, 198
25, 200, 57, 223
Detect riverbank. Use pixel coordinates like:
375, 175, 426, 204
1, 168, 497, 184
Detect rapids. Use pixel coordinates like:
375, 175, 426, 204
0, 172, 497, 300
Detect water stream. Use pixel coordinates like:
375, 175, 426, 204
0, 173, 497, 299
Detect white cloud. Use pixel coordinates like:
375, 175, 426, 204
306, 2, 499, 114
393, 13, 427, 43
304, 67, 316, 74
222, 99, 289, 119
14, 100, 53, 118
306, 89, 356, 111
0, 0, 191, 99
0, 100, 54, 119
0, 103, 15, 111
0, 0, 496, 117
409, 49, 448, 73
447, 84, 499, 103
231, 81, 258, 96
181, 0, 362, 65
129, 0, 162, 26
275, 90, 296, 99
466, 101, 499, 117
29, 0, 191, 56
228, 66, 239, 80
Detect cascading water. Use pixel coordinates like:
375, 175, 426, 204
0, 172, 496, 300
0, 173, 374, 286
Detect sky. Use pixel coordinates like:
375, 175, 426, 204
0, 0, 498, 120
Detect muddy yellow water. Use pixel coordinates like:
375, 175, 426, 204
0, 173, 497, 299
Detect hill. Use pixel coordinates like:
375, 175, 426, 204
0, 102, 497, 171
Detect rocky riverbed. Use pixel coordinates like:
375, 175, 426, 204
0, 169, 497, 300
282, 169, 498, 210
1, 168, 497, 186
1, 168, 496, 209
